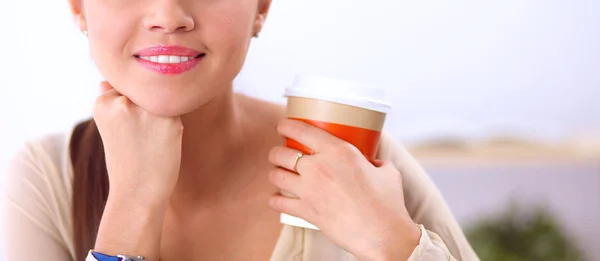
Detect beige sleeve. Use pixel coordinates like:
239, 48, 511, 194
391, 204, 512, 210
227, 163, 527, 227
407, 225, 457, 261
1, 139, 75, 261
378, 133, 480, 261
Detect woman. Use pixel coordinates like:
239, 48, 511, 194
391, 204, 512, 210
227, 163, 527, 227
1, 0, 479, 260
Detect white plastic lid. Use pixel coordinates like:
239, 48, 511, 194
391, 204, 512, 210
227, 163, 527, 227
284, 75, 392, 114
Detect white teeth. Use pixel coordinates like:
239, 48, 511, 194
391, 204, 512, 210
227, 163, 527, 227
140, 55, 196, 63
169, 56, 181, 63
158, 55, 169, 63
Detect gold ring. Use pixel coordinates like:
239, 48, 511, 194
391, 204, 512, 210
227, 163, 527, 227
292, 152, 304, 173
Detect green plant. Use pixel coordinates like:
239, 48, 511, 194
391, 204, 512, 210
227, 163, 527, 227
465, 203, 584, 261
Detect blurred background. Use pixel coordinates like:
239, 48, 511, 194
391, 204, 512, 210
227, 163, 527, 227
1, 0, 599, 260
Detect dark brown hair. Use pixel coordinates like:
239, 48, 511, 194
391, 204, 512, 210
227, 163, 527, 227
69, 119, 109, 261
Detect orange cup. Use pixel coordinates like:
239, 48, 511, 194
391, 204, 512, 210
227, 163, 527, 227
281, 75, 391, 230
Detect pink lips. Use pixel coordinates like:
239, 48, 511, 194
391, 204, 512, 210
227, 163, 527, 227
134, 45, 204, 75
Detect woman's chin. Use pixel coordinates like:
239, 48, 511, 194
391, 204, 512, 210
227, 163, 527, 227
145, 107, 190, 118
129, 96, 199, 118
113, 82, 223, 117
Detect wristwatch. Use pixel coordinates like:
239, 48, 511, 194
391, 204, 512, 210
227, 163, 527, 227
87, 250, 148, 261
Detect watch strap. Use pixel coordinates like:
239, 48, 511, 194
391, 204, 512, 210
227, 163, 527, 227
86, 250, 147, 261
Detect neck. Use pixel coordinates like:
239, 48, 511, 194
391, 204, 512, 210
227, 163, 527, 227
174, 86, 248, 203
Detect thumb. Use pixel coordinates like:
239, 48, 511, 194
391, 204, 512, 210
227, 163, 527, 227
371, 159, 386, 167
374, 159, 397, 171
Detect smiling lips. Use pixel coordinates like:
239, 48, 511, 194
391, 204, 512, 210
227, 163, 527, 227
134, 45, 205, 75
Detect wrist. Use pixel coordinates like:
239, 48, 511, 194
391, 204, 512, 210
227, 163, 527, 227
385, 222, 421, 261
108, 184, 172, 207
362, 221, 421, 261
105, 191, 169, 215
94, 192, 169, 260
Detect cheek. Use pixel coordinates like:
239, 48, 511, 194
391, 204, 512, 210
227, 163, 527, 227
202, 3, 255, 75
84, 1, 140, 81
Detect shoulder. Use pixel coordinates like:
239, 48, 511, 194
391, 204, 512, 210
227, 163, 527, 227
377, 131, 399, 156
236, 94, 287, 138
375, 132, 480, 260
377, 131, 439, 178
377, 131, 411, 162
375, 131, 438, 200
237, 93, 286, 120
4, 130, 73, 194
2, 129, 76, 257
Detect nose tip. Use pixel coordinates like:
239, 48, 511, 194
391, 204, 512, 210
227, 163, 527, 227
144, 7, 195, 34
149, 24, 191, 34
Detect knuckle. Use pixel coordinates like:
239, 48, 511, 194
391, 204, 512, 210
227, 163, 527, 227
272, 146, 289, 166
295, 123, 310, 138
334, 142, 359, 156
272, 196, 285, 210
347, 143, 362, 156
268, 168, 282, 185
268, 147, 280, 164
94, 94, 109, 110
275, 146, 287, 161
94, 95, 105, 107
334, 144, 363, 165
115, 96, 131, 110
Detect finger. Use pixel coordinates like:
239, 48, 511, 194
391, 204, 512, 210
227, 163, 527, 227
269, 194, 313, 221
276, 119, 342, 153
94, 83, 132, 115
269, 167, 303, 197
100, 81, 114, 94
94, 87, 120, 112
268, 145, 309, 173
96, 83, 120, 101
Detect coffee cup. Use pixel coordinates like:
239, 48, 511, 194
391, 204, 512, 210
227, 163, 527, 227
281, 75, 391, 230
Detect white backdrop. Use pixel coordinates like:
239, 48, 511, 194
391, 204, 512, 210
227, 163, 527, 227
2, 0, 600, 192
0, 0, 599, 259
